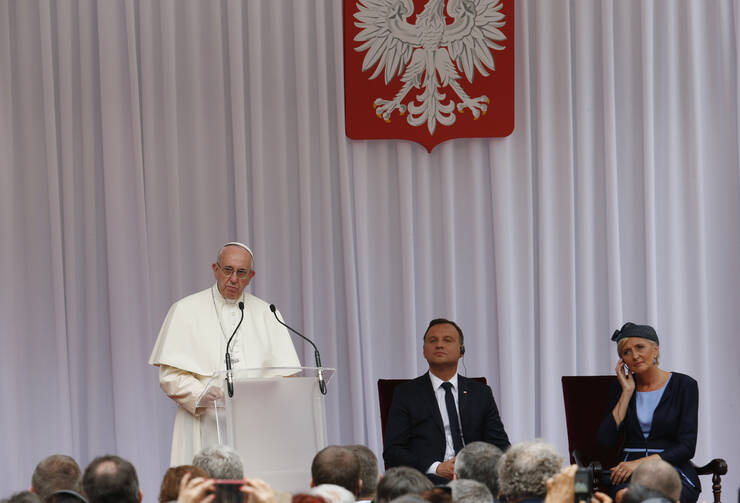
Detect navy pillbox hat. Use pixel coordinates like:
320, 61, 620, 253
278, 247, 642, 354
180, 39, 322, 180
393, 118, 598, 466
611, 322, 659, 345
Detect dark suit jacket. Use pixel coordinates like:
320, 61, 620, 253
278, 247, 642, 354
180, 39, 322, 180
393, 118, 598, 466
383, 372, 510, 473
597, 372, 701, 492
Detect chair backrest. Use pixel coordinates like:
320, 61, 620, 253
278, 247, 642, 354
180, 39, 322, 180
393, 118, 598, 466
377, 376, 488, 445
561, 375, 621, 469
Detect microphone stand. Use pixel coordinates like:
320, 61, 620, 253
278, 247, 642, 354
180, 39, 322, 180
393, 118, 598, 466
269, 304, 327, 395
225, 301, 245, 398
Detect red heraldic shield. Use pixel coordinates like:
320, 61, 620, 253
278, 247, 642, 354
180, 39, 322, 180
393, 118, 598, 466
343, 0, 515, 152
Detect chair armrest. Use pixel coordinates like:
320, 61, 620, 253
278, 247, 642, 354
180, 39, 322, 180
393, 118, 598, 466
695, 458, 727, 476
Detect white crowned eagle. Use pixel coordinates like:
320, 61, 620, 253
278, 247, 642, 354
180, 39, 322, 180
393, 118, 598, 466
353, 0, 507, 134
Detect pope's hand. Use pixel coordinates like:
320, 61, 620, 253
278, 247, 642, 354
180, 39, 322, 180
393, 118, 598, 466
203, 387, 224, 403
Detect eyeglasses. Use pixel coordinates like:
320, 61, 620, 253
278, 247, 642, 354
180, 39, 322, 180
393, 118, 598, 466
216, 262, 251, 279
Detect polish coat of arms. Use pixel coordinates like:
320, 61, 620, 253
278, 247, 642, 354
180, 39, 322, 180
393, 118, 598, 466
343, 0, 514, 151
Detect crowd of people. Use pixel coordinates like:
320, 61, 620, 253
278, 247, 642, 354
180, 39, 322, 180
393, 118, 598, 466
1, 440, 685, 503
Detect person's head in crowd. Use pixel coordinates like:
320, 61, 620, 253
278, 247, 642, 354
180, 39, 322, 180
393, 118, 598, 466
82, 455, 141, 503
420, 487, 453, 503
496, 440, 563, 503
192, 445, 244, 480
454, 441, 504, 499
44, 490, 88, 503
0, 491, 41, 503
629, 458, 681, 503
620, 484, 672, 503
449, 479, 494, 503
30, 454, 82, 500
386, 496, 427, 503
292, 495, 326, 503
374, 467, 433, 503
158, 465, 209, 503
346, 445, 379, 500
310, 446, 362, 496
307, 484, 356, 503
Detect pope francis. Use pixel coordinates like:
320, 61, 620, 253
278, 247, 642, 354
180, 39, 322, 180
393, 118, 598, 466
149, 242, 300, 465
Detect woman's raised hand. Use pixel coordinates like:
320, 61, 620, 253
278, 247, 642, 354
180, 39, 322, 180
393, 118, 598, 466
615, 359, 635, 394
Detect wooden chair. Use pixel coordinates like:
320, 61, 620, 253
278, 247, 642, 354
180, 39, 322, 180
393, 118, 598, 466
561, 376, 727, 503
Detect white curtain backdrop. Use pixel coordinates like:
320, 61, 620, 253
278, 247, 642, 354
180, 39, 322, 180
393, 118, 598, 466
1, 0, 738, 498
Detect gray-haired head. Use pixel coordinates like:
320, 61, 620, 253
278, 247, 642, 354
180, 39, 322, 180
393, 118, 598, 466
630, 458, 682, 503
621, 484, 674, 503
454, 441, 504, 499
31, 454, 82, 500
449, 479, 493, 503
346, 445, 379, 499
496, 440, 563, 503
375, 467, 433, 503
192, 445, 244, 479
308, 484, 356, 503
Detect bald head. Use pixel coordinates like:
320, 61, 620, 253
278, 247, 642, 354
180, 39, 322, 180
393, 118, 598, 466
82, 455, 140, 503
630, 458, 681, 502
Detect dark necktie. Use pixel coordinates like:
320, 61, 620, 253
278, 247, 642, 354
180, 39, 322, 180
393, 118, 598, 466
441, 381, 464, 453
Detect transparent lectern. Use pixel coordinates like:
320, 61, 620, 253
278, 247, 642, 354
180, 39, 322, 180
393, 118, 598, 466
196, 366, 335, 492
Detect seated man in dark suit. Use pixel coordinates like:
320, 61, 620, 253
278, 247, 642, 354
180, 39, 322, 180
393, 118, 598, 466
383, 318, 511, 483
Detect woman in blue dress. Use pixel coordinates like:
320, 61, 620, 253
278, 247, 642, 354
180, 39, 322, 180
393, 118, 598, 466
598, 322, 701, 503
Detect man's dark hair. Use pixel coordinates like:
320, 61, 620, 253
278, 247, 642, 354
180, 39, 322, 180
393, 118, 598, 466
0, 491, 41, 503
346, 445, 379, 499
311, 446, 361, 496
44, 490, 88, 503
31, 455, 82, 500
454, 441, 504, 499
420, 488, 454, 503
374, 467, 433, 503
82, 455, 139, 503
423, 318, 464, 344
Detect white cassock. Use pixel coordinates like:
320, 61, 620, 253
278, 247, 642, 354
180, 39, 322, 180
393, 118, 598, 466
148, 284, 301, 466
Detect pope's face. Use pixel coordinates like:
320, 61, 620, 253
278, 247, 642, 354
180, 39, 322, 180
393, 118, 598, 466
423, 323, 462, 367
212, 246, 255, 300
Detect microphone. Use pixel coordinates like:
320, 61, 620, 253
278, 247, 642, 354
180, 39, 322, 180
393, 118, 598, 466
225, 301, 245, 398
269, 304, 327, 395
